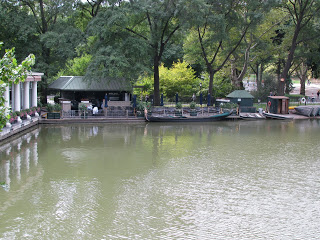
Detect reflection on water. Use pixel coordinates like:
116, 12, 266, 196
1, 121, 320, 239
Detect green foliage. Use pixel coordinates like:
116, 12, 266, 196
175, 102, 182, 109
0, 43, 35, 130
220, 102, 238, 110
251, 74, 278, 101
189, 101, 196, 109
201, 71, 234, 98
56, 54, 92, 78
78, 103, 87, 112
46, 104, 54, 113
137, 61, 201, 100
53, 104, 62, 112
136, 101, 146, 111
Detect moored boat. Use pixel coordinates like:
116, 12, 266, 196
145, 111, 232, 122
262, 112, 293, 120
240, 113, 265, 120
294, 105, 320, 117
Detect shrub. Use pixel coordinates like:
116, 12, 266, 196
189, 101, 196, 109
78, 103, 87, 112
176, 102, 182, 109
46, 104, 54, 112
53, 104, 61, 112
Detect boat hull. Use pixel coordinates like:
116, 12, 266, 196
262, 112, 293, 120
145, 112, 232, 122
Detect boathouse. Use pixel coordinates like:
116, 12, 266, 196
48, 76, 132, 109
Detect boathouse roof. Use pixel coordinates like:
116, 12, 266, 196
227, 90, 254, 99
48, 76, 132, 92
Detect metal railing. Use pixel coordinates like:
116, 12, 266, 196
61, 109, 137, 119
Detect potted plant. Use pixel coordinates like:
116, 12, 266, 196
53, 104, 61, 119
46, 104, 60, 119
79, 103, 88, 118
175, 102, 182, 116
9, 112, 17, 124
189, 101, 197, 116
20, 110, 27, 120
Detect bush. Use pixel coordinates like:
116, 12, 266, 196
189, 101, 196, 109
136, 101, 146, 111
46, 104, 54, 112
251, 74, 278, 101
53, 104, 61, 112
176, 102, 182, 109
78, 103, 87, 112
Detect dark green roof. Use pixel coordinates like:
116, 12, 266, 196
48, 76, 132, 92
227, 90, 254, 99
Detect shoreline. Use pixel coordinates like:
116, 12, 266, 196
1, 114, 319, 143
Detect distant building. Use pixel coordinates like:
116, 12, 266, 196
4, 72, 43, 112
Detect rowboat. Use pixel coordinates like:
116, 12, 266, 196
240, 113, 265, 120
262, 112, 293, 120
145, 111, 232, 122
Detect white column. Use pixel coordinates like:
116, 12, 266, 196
14, 82, 21, 112
23, 81, 30, 109
4, 85, 10, 109
12, 83, 15, 112
32, 81, 38, 107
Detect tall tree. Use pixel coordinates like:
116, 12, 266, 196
88, 0, 191, 105
4, 0, 83, 103
279, 0, 320, 95
185, 0, 273, 103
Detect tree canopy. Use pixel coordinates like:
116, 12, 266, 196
1, 0, 320, 108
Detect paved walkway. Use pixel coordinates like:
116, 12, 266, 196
292, 82, 320, 97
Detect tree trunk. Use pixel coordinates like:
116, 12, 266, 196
280, 20, 302, 95
230, 59, 237, 86
153, 55, 160, 106
297, 61, 308, 96
300, 78, 306, 96
208, 65, 215, 105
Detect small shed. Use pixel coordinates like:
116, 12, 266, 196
227, 90, 254, 106
267, 96, 289, 114
227, 90, 256, 112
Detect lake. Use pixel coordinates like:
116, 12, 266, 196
1, 120, 320, 239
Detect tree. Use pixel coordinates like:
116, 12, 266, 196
279, 0, 320, 95
230, 9, 286, 90
4, 0, 84, 103
0, 43, 35, 130
184, 0, 273, 104
140, 60, 200, 101
88, 0, 191, 105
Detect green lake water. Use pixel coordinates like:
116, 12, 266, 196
0, 121, 320, 239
